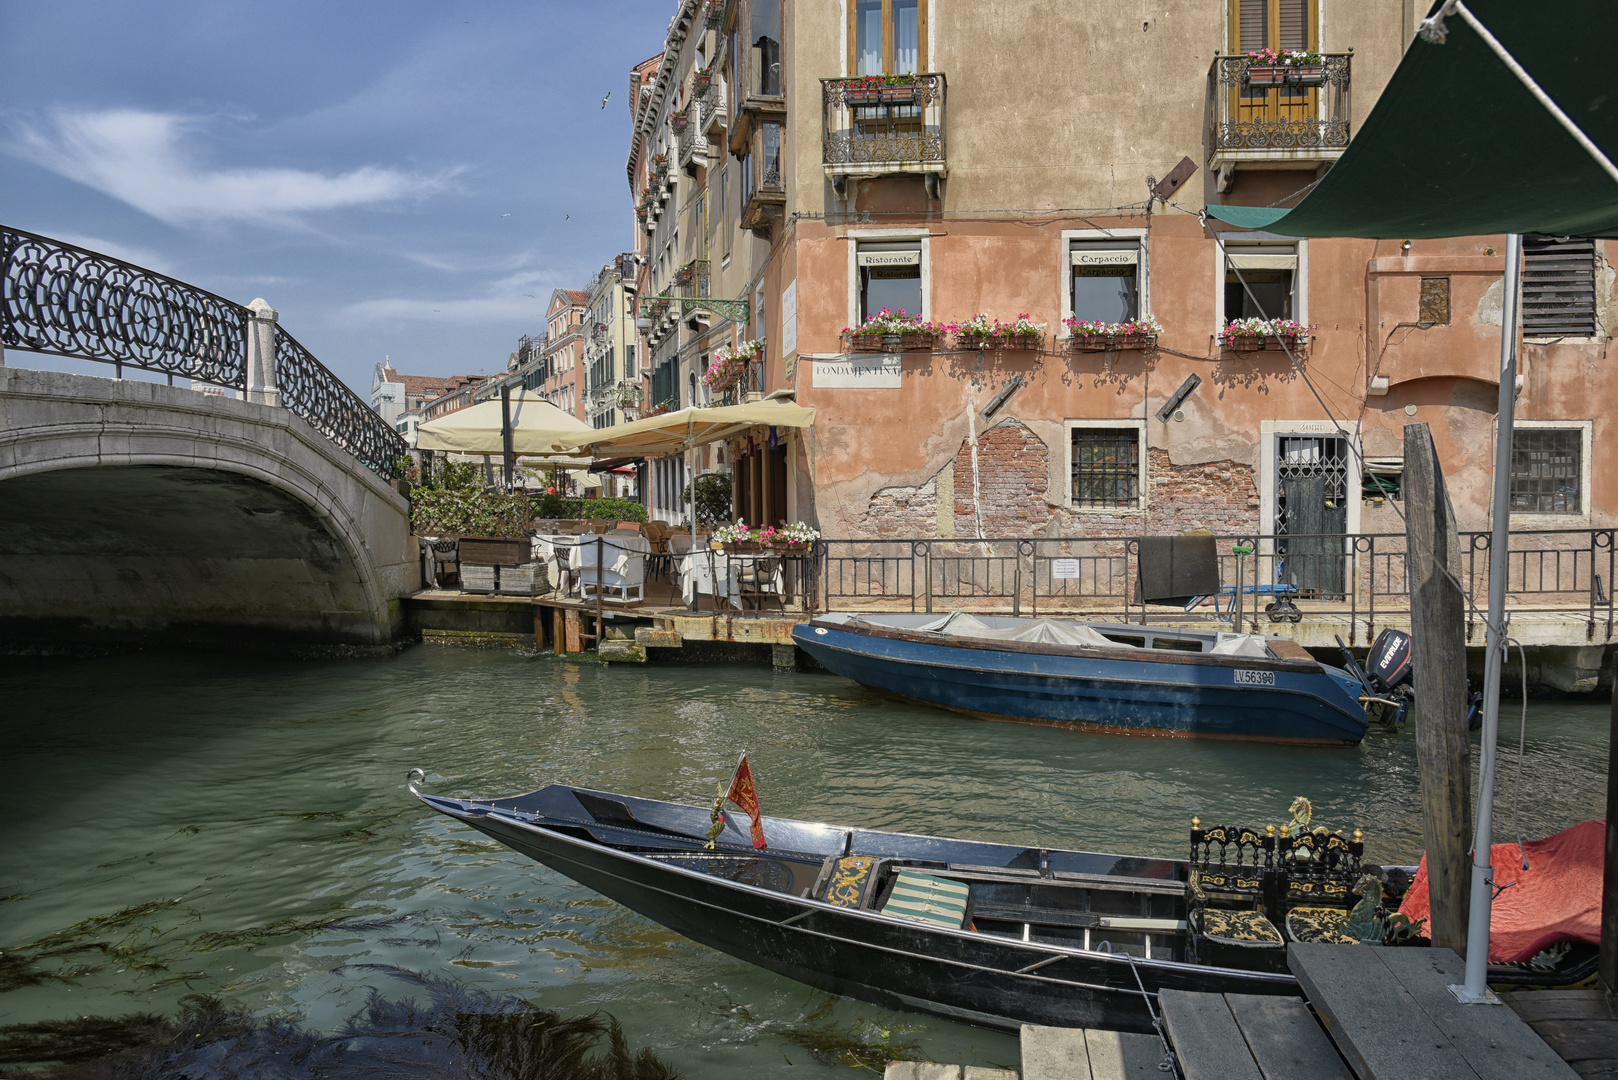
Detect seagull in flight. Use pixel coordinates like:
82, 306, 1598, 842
501, 213, 510, 217
601, 92, 611, 109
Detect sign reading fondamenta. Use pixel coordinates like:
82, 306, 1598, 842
811, 353, 902, 389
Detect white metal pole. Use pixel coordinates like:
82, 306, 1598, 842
1454, 231, 1520, 1004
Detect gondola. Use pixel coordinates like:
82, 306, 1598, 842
412, 773, 1383, 1032
790, 613, 1373, 744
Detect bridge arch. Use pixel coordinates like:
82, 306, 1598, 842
0, 367, 415, 654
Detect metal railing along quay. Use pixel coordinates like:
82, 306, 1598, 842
813, 529, 1618, 645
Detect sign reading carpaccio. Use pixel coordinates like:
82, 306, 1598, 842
810, 353, 902, 389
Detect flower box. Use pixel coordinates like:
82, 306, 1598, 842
721, 541, 765, 555
999, 335, 1042, 351
878, 85, 918, 105
1225, 335, 1311, 354
1245, 65, 1285, 87
770, 541, 813, 555
844, 87, 883, 105
1069, 333, 1158, 352
1289, 64, 1327, 85
848, 332, 935, 352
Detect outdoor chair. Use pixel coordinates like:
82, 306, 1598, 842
1187, 819, 1286, 971
1279, 827, 1367, 944
571, 536, 646, 605
419, 536, 459, 589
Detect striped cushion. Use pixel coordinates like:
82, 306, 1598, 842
879, 870, 970, 929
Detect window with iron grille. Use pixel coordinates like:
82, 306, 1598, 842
1070, 426, 1142, 508
1510, 427, 1582, 514
1522, 237, 1598, 337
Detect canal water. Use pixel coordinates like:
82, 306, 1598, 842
0, 645, 1608, 1076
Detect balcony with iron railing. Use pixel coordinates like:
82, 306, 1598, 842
1209, 53, 1352, 184
821, 73, 946, 197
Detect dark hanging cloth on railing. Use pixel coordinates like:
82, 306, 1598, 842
1137, 533, 1220, 604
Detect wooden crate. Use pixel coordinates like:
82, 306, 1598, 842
460, 564, 497, 594
496, 562, 549, 596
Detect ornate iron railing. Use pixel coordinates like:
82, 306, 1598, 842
822, 73, 946, 173
816, 527, 1618, 644
1, 224, 250, 388
1211, 54, 1352, 155
274, 326, 408, 479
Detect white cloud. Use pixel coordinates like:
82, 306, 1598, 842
8, 109, 452, 226
346, 271, 566, 323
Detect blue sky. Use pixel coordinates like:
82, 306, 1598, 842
1, 0, 669, 391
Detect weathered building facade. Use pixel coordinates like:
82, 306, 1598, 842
620, 0, 1613, 546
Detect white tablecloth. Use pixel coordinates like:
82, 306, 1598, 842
678, 548, 785, 608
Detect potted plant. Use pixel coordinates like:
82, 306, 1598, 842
702, 339, 763, 394
693, 65, 714, 93
1219, 317, 1315, 353
670, 107, 690, 133
999, 313, 1047, 351
771, 521, 820, 553
1063, 315, 1163, 352
1245, 48, 1325, 87
949, 312, 1001, 351
840, 73, 917, 106
712, 521, 760, 553
841, 308, 942, 352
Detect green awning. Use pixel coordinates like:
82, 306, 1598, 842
1207, 0, 1618, 239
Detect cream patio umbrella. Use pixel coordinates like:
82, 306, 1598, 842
416, 388, 592, 456
550, 400, 818, 595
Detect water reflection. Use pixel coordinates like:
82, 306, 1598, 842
0, 647, 1606, 1076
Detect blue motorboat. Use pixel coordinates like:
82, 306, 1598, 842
791, 612, 1370, 744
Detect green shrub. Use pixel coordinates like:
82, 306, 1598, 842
683, 472, 733, 525
411, 490, 531, 538
529, 495, 648, 523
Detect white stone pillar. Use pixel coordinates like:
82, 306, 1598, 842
246, 298, 280, 406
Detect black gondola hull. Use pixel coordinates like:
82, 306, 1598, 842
421, 787, 1298, 1033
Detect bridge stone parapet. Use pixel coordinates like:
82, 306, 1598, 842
0, 366, 415, 654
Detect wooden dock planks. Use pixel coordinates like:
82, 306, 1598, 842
1502, 990, 1618, 1080
1018, 1025, 1165, 1079
1158, 990, 1263, 1080
1226, 992, 1354, 1080
1289, 943, 1581, 1080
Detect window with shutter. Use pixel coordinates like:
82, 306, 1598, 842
1521, 237, 1598, 338
1232, 0, 1311, 53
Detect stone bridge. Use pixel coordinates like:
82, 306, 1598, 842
0, 226, 416, 654
0, 367, 413, 653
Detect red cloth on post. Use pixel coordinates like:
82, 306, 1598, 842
1396, 818, 1604, 962
724, 754, 767, 850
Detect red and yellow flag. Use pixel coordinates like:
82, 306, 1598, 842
724, 753, 767, 849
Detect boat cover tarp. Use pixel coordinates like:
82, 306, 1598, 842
1397, 818, 1604, 961
1210, 633, 1274, 659
914, 613, 1125, 648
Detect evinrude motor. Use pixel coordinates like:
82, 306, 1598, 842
1339, 627, 1482, 729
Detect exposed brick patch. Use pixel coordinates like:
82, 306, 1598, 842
853, 438, 1262, 539
1051, 449, 1260, 537
954, 419, 1051, 535
858, 477, 940, 538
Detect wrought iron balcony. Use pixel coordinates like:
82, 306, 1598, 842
821, 73, 946, 196
673, 259, 709, 298
1209, 53, 1352, 182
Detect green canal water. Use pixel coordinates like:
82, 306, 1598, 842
0, 645, 1608, 1075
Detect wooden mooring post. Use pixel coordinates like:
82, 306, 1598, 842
1403, 422, 1472, 955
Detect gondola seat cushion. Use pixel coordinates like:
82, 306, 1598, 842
824, 856, 879, 908
880, 871, 971, 929
1195, 907, 1283, 948
1285, 906, 1360, 945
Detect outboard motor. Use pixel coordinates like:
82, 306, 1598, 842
1354, 627, 1482, 730
1366, 628, 1412, 692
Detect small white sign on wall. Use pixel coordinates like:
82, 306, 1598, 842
810, 353, 902, 389
1052, 558, 1082, 579
781, 279, 797, 357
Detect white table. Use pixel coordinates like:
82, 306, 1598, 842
679, 548, 786, 609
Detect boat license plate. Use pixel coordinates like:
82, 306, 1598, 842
1233, 669, 1275, 686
